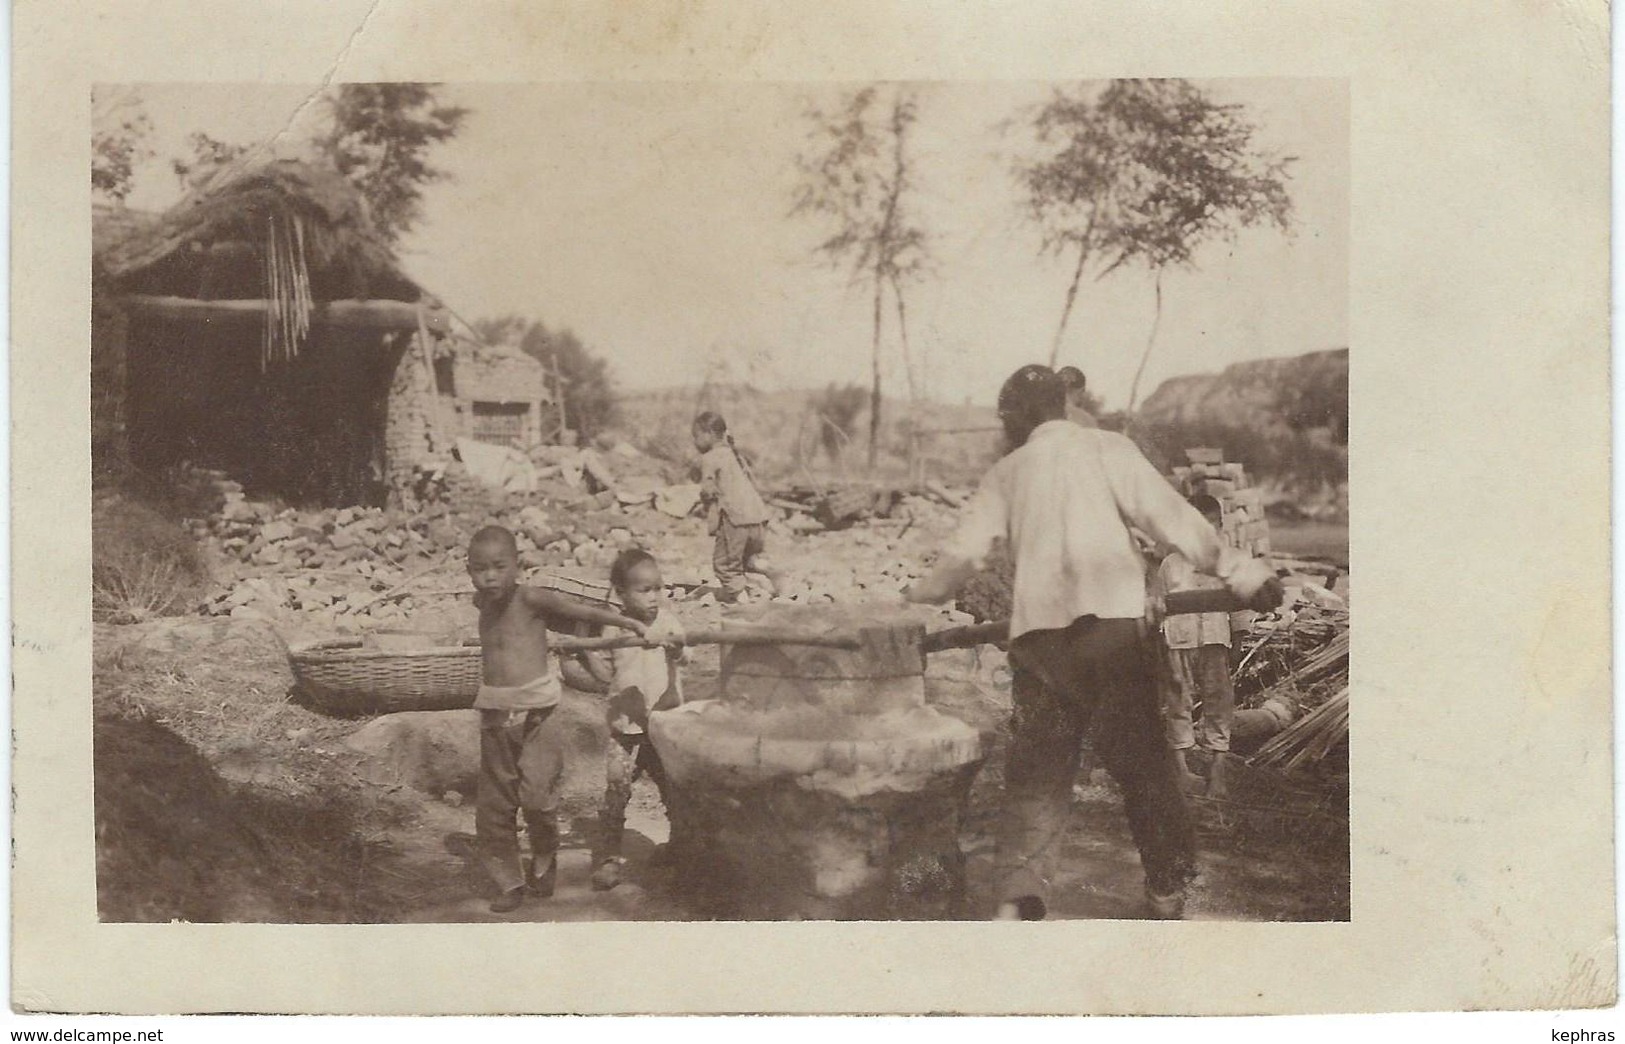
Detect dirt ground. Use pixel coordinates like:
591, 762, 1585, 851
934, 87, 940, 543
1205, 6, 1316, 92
391, 758, 1349, 924
94, 615, 1346, 924
92, 494, 1349, 924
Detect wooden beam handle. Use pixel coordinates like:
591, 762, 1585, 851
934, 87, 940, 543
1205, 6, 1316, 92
921, 620, 1009, 653
1163, 589, 1246, 615
549, 628, 862, 653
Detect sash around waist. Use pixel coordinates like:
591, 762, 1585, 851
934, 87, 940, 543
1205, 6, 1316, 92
474, 669, 562, 711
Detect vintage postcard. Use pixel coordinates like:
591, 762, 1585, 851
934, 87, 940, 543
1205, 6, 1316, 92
11, 0, 1613, 1016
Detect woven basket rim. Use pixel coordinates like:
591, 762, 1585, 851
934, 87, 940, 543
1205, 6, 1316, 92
289, 639, 482, 663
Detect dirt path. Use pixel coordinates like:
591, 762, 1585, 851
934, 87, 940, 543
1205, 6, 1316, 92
387, 769, 1348, 923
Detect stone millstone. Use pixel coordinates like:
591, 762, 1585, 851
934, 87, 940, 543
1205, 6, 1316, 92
721, 606, 927, 716
648, 603, 986, 919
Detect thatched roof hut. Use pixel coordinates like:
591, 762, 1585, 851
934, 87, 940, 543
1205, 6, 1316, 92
97, 160, 420, 303
93, 160, 455, 505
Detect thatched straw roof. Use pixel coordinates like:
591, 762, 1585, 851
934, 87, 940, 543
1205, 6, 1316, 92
93, 159, 421, 304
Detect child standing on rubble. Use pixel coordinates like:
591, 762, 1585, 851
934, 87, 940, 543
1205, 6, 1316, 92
586, 548, 688, 891
693, 411, 780, 603
1153, 494, 1240, 799
466, 525, 650, 913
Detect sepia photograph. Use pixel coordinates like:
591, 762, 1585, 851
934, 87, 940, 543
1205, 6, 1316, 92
88, 78, 1350, 926
13, 0, 1612, 1018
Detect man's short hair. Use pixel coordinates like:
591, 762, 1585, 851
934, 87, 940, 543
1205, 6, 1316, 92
1056, 366, 1087, 393
469, 525, 517, 555
997, 365, 1067, 447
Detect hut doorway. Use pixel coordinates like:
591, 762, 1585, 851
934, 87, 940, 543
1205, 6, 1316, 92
123, 314, 406, 507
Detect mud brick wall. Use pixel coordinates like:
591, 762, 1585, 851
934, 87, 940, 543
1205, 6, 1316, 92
1172, 449, 1272, 556
384, 336, 443, 494
450, 347, 549, 447
384, 340, 552, 496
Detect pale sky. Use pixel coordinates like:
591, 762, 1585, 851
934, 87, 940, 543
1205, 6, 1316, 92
122, 79, 1347, 409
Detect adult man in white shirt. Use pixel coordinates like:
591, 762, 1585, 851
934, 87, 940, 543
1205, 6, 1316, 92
906, 365, 1281, 920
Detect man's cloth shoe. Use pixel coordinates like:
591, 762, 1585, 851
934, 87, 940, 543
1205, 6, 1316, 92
994, 896, 1047, 920
1144, 886, 1186, 920
489, 886, 526, 914
590, 858, 624, 891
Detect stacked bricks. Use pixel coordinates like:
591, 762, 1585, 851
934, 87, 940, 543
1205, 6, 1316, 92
383, 335, 443, 498
1171, 448, 1271, 556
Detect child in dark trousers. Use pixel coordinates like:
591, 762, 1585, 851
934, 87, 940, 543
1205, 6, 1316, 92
466, 526, 650, 913
1153, 494, 1240, 798
586, 548, 688, 890
693, 411, 780, 603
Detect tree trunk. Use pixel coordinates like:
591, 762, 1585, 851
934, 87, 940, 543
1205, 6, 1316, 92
1048, 244, 1090, 368
1126, 269, 1165, 415
869, 271, 884, 470
890, 275, 917, 402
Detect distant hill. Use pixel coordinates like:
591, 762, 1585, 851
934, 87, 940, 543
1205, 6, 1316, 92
1133, 348, 1348, 517
617, 385, 1000, 485
1139, 348, 1348, 440
612, 350, 1348, 518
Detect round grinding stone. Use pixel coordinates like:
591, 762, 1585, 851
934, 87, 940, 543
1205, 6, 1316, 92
718, 605, 928, 714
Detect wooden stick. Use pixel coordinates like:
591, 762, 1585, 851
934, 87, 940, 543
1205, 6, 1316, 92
362, 586, 470, 606
314, 621, 1005, 655
344, 560, 461, 615
767, 497, 816, 515
921, 620, 1008, 653
550, 627, 862, 652
1164, 589, 1246, 615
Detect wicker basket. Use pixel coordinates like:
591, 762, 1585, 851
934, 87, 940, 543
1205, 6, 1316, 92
287, 574, 618, 717
289, 638, 482, 716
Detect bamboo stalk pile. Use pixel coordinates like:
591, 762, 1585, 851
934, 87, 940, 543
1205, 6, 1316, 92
1234, 598, 1350, 771
1233, 602, 1350, 706
1251, 686, 1349, 772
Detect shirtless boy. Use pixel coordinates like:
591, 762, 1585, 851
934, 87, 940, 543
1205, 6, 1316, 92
466, 525, 649, 913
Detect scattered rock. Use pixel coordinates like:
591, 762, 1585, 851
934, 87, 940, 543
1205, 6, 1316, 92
655, 483, 702, 518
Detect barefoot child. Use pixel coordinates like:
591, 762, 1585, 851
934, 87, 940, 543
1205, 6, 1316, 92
693, 411, 780, 603
588, 548, 687, 890
1153, 494, 1240, 799
466, 525, 650, 913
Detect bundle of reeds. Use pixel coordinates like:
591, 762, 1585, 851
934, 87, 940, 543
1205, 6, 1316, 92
260, 211, 312, 369
1293, 630, 1350, 686
1249, 685, 1348, 772
1234, 602, 1350, 706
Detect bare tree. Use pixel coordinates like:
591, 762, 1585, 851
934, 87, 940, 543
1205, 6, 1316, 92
792, 85, 929, 469
1016, 79, 1295, 373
